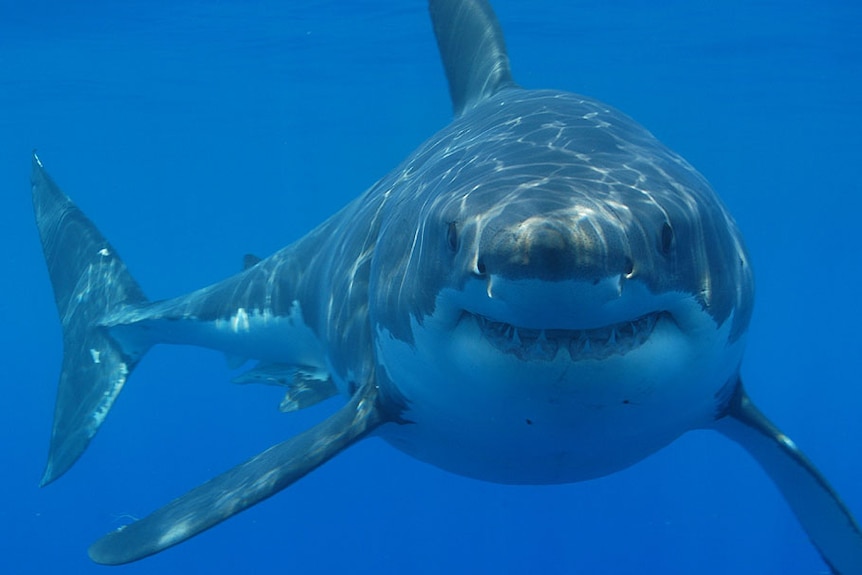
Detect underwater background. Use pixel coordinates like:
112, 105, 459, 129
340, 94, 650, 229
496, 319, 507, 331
1, 1, 861, 573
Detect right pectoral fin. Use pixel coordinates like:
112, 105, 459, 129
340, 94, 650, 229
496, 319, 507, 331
88, 382, 383, 565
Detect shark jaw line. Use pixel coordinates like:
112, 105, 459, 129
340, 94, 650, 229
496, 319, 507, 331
464, 309, 671, 362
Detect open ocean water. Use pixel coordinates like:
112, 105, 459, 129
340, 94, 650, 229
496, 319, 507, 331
1, 1, 861, 573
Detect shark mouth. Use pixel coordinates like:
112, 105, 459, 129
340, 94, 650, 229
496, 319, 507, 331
471, 310, 669, 362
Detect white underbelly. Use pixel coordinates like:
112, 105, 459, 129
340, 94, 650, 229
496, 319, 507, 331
376, 312, 745, 484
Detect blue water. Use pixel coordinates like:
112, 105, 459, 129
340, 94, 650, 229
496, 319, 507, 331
2, 1, 861, 573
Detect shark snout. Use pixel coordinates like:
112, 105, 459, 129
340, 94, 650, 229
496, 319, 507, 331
477, 215, 631, 282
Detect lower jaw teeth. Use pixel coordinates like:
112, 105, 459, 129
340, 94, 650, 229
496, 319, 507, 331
475, 312, 662, 361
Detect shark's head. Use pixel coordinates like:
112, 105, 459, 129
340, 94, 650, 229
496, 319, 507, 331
369, 90, 754, 483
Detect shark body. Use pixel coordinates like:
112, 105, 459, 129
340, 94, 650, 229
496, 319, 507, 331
32, 0, 862, 571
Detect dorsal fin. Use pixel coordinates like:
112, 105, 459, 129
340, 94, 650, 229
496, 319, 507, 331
242, 253, 261, 270
429, 0, 516, 117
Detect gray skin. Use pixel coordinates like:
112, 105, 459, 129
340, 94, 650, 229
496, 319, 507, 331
32, 0, 861, 571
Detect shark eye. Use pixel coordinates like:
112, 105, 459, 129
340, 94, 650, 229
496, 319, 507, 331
446, 221, 459, 252
660, 222, 674, 255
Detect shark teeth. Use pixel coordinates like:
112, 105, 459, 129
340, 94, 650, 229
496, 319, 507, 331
472, 311, 666, 362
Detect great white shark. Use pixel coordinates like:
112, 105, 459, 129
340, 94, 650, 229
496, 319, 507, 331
32, 0, 862, 571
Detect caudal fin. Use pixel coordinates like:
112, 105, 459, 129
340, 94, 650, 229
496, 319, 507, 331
32, 154, 150, 486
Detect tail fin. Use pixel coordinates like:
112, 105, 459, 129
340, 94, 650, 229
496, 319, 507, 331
32, 154, 150, 486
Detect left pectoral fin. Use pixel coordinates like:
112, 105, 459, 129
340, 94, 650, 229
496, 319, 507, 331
88, 382, 383, 565
714, 381, 862, 574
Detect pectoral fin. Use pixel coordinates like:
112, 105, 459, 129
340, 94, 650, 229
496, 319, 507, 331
88, 382, 383, 565
715, 381, 862, 574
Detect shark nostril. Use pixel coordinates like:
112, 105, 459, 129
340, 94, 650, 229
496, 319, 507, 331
624, 257, 634, 278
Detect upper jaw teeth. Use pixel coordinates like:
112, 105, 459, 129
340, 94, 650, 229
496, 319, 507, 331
472, 311, 665, 362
